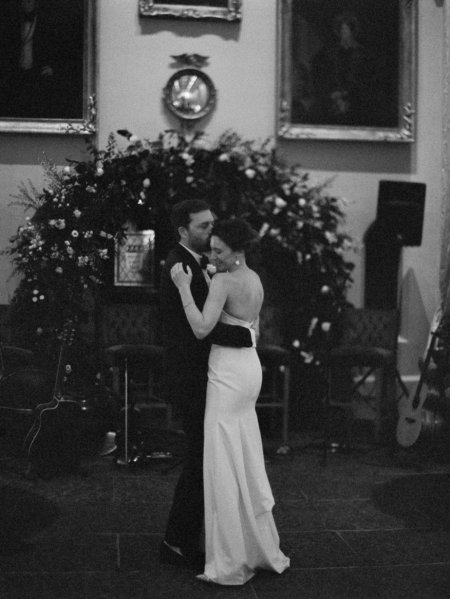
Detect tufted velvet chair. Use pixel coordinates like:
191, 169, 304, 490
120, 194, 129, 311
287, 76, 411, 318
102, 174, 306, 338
0, 303, 35, 376
0, 304, 12, 345
323, 307, 406, 450
97, 303, 171, 429
0, 304, 37, 448
98, 303, 159, 348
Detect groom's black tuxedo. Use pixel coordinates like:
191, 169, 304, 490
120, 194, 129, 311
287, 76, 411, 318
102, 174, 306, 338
160, 243, 251, 408
160, 243, 252, 555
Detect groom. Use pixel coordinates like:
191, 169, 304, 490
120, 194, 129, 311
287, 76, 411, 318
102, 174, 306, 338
159, 199, 253, 569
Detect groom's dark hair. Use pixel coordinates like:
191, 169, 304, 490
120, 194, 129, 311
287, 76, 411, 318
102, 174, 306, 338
170, 199, 211, 238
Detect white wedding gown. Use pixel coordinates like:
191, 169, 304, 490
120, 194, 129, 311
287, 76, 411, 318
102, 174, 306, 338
201, 311, 290, 585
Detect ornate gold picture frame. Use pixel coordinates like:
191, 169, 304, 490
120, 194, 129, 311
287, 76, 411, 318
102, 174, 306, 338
139, 0, 241, 21
277, 0, 417, 142
0, 0, 96, 135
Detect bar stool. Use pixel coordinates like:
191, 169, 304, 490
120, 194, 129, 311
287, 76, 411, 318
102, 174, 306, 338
103, 344, 172, 465
322, 307, 404, 463
0, 344, 34, 378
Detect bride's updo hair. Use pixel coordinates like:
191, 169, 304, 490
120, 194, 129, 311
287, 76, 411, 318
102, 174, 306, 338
211, 218, 258, 252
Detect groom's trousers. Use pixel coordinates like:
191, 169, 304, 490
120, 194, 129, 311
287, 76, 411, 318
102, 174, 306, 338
164, 378, 206, 554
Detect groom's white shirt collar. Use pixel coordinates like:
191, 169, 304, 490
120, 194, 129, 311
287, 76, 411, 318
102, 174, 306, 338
178, 242, 211, 285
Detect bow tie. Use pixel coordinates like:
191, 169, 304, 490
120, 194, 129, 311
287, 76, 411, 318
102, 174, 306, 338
200, 255, 209, 270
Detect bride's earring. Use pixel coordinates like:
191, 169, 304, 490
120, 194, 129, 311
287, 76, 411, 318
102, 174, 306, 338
234, 256, 240, 266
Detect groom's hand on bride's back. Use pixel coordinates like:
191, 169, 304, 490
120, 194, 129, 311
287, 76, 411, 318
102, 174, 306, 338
208, 322, 253, 348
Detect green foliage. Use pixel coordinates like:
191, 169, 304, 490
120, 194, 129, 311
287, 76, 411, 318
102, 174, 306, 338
4, 129, 354, 366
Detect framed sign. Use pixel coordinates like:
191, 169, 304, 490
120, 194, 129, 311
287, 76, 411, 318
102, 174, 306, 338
277, 0, 417, 142
114, 229, 156, 288
139, 0, 242, 21
0, 0, 96, 135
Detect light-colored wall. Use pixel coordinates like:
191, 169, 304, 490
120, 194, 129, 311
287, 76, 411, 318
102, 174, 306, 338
0, 0, 444, 377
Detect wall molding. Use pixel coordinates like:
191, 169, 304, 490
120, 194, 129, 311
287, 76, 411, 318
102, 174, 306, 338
440, 0, 450, 314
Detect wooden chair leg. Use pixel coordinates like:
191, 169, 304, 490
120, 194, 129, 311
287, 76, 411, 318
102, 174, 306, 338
282, 366, 290, 446
322, 364, 332, 466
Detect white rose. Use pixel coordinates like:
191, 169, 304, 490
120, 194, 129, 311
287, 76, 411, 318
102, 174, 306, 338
181, 152, 194, 166
300, 351, 314, 364
259, 223, 270, 237
308, 317, 318, 337
274, 196, 287, 209
192, 137, 211, 150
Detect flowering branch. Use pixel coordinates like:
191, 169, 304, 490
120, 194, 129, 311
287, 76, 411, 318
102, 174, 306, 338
4, 129, 354, 369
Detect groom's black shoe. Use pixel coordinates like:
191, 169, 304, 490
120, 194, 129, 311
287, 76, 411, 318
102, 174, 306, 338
159, 541, 185, 566
159, 541, 205, 571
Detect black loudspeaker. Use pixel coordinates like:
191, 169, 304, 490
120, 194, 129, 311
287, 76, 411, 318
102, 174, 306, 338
377, 180, 426, 247
364, 220, 401, 309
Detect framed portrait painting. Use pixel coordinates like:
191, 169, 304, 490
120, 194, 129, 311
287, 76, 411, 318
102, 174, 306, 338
0, 0, 96, 135
277, 0, 417, 142
139, 0, 242, 21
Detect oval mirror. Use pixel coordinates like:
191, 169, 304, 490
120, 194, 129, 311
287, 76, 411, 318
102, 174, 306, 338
163, 68, 216, 121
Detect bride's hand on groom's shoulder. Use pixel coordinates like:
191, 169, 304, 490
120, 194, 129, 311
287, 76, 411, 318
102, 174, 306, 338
171, 262, 192, 288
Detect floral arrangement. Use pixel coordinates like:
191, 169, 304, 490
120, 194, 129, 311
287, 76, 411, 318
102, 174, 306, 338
4, 129, 354, 371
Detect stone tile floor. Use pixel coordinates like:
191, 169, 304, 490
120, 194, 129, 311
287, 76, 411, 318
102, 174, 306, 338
1, 425, 450, 599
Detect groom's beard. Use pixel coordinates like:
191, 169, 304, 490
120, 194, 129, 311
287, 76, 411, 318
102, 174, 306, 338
188, 239, 211, 255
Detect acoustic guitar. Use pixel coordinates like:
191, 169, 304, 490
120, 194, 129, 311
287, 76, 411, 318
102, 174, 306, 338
23, 320, 82, 477
0, 338, 54, 453
396, 327, 441, 448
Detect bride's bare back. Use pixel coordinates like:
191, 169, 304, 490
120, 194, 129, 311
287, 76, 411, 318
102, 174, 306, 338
220, 267, 264, 324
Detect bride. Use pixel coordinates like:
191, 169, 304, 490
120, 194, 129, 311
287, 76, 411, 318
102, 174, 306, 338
171, 217, 290, 585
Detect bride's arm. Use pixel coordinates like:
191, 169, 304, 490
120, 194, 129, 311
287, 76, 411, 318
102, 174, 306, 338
171, 263, 227, 339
